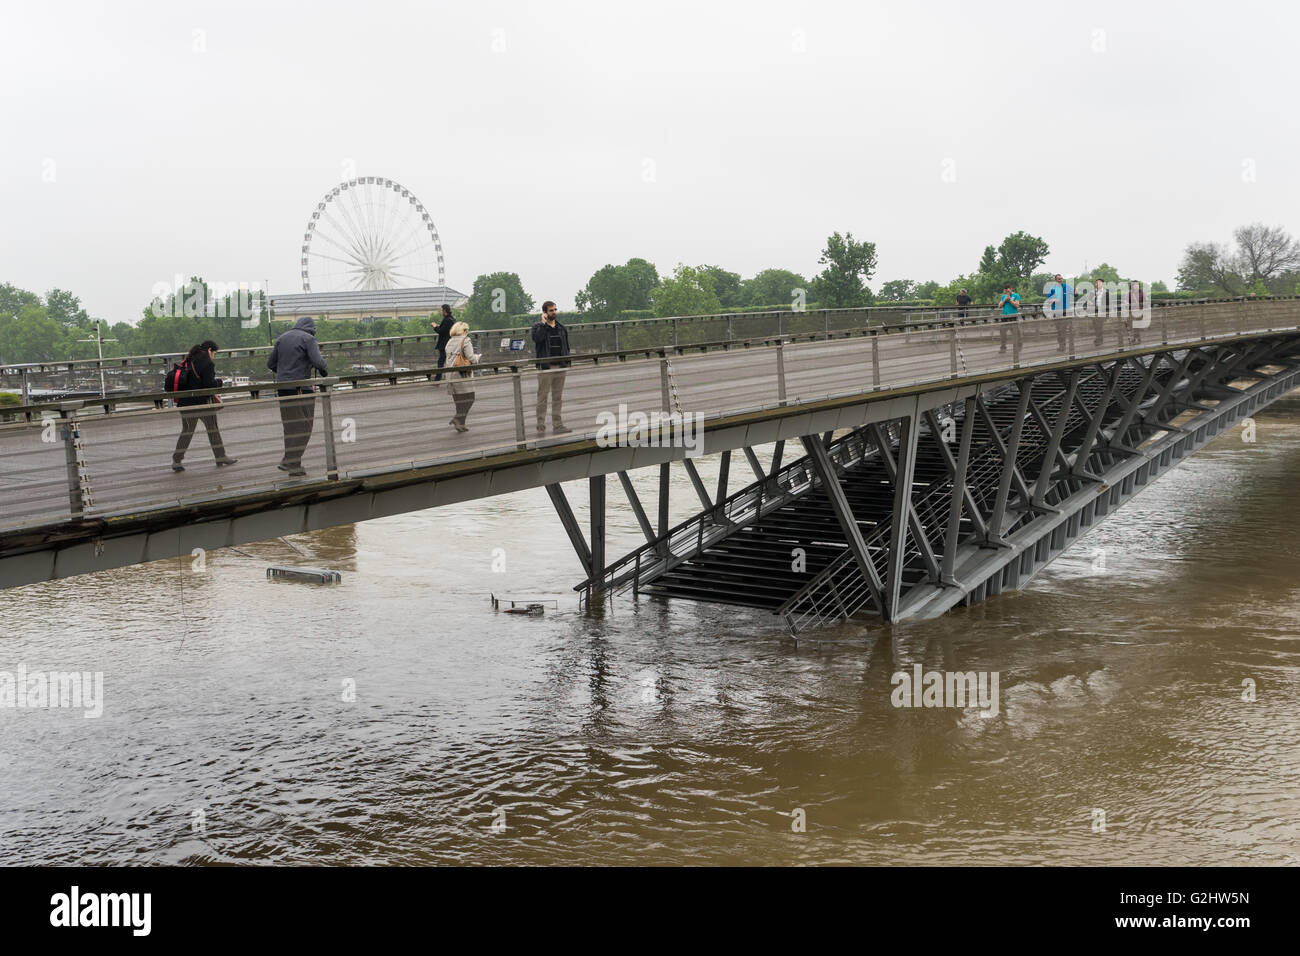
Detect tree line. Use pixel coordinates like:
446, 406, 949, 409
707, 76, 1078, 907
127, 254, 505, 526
2, 223, 1297, 365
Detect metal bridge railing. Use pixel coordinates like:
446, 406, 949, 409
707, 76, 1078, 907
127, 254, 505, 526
1, 299, 1296, 536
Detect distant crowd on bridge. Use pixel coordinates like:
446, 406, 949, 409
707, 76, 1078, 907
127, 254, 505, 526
166, 300, 576, 474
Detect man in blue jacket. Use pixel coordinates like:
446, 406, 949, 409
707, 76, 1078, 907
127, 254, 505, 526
267, 315, 328, 476
531, 301, 572, 435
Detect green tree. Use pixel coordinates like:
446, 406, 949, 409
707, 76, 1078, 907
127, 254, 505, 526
45, 288, 92, 329
1176, 242, 1241, 294
914, 280, 941, 300
812, 231, 878, 308
574, 258, 660, 317
698, 265, 744, 309
0, 283, 41, 320
998, 231, 1051, 284
743, 268, 808, 308
653, 264, 722, 317
464, 272, 535, 329
0, 303, 72, 363
878, 279, 916, 302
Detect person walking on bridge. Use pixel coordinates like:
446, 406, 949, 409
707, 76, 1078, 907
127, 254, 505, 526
432, 303, 454, 382
1047, 273, 1074, 352
955, 288, 972, 320
1090, 277, 1110, 348
997, 283, 1021, 359
444, 321, 480, 431
267, 315, 328, 477
532, 301, 572, 435
172, 340, 237, 471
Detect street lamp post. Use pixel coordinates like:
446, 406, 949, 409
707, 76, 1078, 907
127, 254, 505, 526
78, 321, 117, 398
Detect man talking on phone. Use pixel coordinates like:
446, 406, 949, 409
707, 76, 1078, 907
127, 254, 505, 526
531, 301, 572, 435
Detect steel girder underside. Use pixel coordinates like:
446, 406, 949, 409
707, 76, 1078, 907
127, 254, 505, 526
588, 337, 1300, 632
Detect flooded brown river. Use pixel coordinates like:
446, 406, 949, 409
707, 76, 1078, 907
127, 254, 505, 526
2, 397, 1298, 866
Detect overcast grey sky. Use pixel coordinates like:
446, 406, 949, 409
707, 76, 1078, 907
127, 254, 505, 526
2, 0, 1296, 322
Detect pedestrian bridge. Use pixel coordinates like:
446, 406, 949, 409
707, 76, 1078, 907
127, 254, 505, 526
2, 299, 1297, 632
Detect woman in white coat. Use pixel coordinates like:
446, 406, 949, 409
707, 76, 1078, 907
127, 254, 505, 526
444, 321, 480, 431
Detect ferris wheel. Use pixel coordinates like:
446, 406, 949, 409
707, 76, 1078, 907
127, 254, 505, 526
300, 177, 445, 292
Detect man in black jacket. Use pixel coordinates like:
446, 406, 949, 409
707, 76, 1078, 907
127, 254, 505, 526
267, 316, 329, 476
531, 301, 571, 434
172, 340, 237, 471
432, 304, 454, 382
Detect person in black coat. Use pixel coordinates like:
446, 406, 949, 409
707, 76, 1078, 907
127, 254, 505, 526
531, 301, 572, 434
172, 340, 237, 471
433, 304, 455, 382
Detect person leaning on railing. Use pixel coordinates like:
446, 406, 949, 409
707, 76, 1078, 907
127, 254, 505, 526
172, 340, 238, 471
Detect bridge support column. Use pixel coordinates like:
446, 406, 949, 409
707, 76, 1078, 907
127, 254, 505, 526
590, 475, 606, 597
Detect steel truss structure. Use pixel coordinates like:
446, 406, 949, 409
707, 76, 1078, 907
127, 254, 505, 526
574, 337, 1300, 632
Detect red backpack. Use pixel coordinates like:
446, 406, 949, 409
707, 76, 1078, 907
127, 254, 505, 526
163, 360, 192, 393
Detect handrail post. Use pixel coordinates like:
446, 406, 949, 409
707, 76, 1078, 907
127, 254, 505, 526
61, 413, 85, 517
659, 352, 672, 410
319, 383, 339, 480
512, 366, 527, 447
672, 316, 679, 347
727, 315, 733, 342
613, 322, 620, 352
776, 341, 788, 405
1067, 314, 1076, 358
949, 324, 958, 376
872, 331, 881, 386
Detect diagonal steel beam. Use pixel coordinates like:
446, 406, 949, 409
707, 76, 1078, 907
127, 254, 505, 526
867, 422, 940, 583
617, 471, 657, 546
769, 440, 785, 476
1071, 360, 1123, 479
986, 381, 1033, 543
546, 482, 592, 575
886, 412, 921, 619
923, 407, 989, 538
1108, 353, 1164, 447
800, 434, 885, 615
743, 446, 767, 484
1026, 397, 1074, 479
1138, 350, 1196, 431
682, 458, 713, 512
975, 392, 1035, 517
1032, 368, 1080, 506
940, 396, 978, 584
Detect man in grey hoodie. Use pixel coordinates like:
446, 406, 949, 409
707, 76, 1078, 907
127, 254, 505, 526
267, 316, 328, 476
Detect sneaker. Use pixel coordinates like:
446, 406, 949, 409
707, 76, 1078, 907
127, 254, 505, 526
552, 423, 572, 434
171, 461, 184, 472
215, 457, 238, 466
536, 423, 546, 434
287, 467, 307, 477
277, 462, 294, 472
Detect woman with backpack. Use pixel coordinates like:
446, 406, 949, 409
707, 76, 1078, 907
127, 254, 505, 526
172, 340, 238, 470
444, 321, 479, 432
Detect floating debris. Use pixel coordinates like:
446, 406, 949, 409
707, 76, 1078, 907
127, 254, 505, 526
267, 566, 342, 584
491, 593, 557, 615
